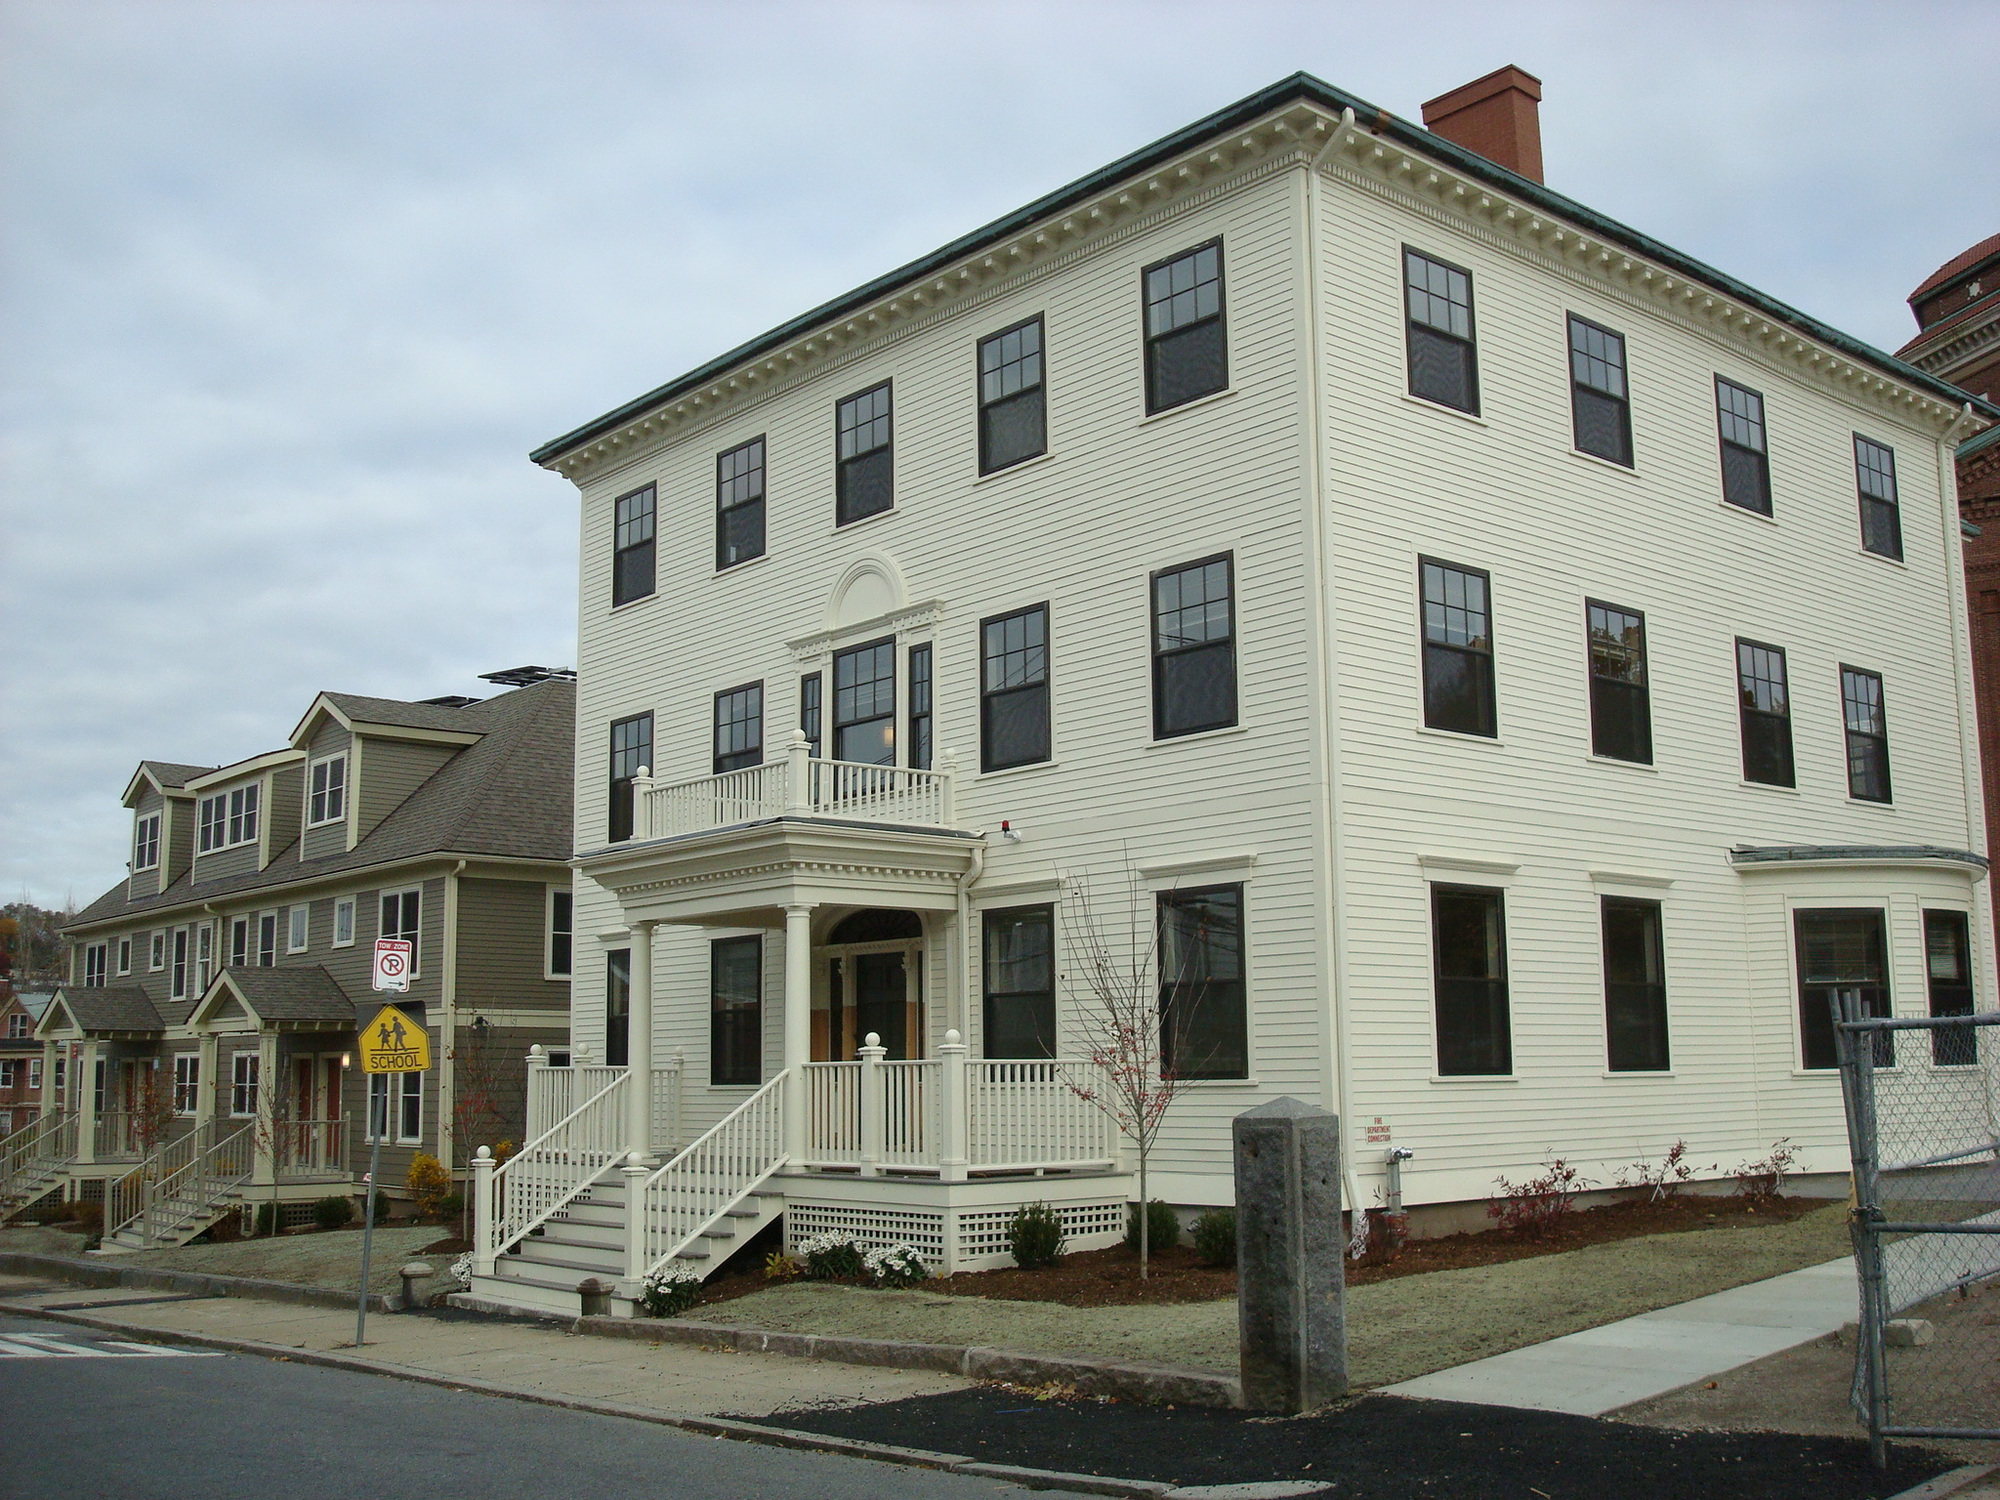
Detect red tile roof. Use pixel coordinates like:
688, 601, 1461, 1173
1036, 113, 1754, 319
1910, 233, 2000, 307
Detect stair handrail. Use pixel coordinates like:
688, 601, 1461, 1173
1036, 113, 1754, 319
106, 1119, 254, 1246
486, 1070, 630, 1262
1, 1109, 76, 1206
636, 1070, 788, 1282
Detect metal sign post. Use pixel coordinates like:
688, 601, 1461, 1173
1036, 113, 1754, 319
353, 999, 431, 1347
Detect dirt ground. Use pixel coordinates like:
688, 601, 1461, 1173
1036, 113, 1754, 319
1620, 1277, 2000, 1468
689, 1203, 1852, 1387
0, 1222, 447, 1295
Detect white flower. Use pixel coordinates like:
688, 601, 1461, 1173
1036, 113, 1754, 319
448, 1251, 473, 1285
643, 1261, 702, 1289
795, 1230, 864, 1258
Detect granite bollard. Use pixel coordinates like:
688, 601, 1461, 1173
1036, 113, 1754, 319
1233, 1096, 1346, 1412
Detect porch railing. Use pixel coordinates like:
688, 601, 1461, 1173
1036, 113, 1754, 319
476, 1070, 629, 1274
635, 735, 955, 840
637, 1071, 787, 1282
277, 1117, 349, 1179
93, 1111, 162, 1161
801, 1041, 1119, 1177
105, 1118, 254, 1247
525, 1052, 682, 1153
0, 1110, 76, 1207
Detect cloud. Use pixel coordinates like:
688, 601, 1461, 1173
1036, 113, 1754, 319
3, 0, 1996, 906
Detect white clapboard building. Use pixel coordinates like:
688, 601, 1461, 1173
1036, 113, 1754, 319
466, 68, 1999, 1317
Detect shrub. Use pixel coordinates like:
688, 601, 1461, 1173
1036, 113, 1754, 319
1734, 1139, 1798, 1203
1614, 1141, 1714, 1203
66, 1201, 103, 1238
311, 1195, 356, 1231
1363, 1208, 1410, 1264
1488, 1158, 1589, 1239
371, 1191, 392, 1224
406, 1153, 454, 1219
639, 1262, 703, 1317
1190, 1207, 1237, 1268
762, 1251, 801, 1281
1125, 1199, 1180, 1253
254, 1201, 280, 1236
864, 1243, 930, 1288
796, 1230, 867, 1280
1008, 1202, 1066, 1270
436, 1191, 465, 1221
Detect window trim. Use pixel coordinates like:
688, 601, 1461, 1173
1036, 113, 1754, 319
715, 435, 768, 572
230, 1052, 259, 1118
170, 927, 189, 999
611, 482, 658, 608
831, 637, 897, 766
976, 315, 1048, 475
1792, 903, 1892, 1071
307, 753, 348, 828
1854, 433, 1903, 561
287, 903, 309, 954
149, 931, 166, 971
708, 934, 764, 1087
197, 782, 261, 855
133, 812, 161, 872
608, 711, 653, 844
834, 380, 894, 527
172, 1053, 200, 1116
1840, 664, 1892, 804
116, 937, 132, 977
1713, 375, 1772, 516
1155, 882, 1249, 1081
378, 887, 421, 979
1429, 882, 1512, 1078
82, 943, 106, 987
332, 896, 356, 949
1142, 239, 1228, 415
711, 681, 765, 776
546, 886, 574, 981
1419, 557, 1497, 739
1584, 599, 1652, 765
605, 947, 632, 1068
981, 903, 1057, 1061
979, 602, 1052, 774
1402, 245, 1480, 415
1566, 312, 1635, 468
800, 672, 823, 759
907, 643, 933, 771
1151, 552, 1238, 741
1735, 637, 1796, 789
366, 1070, 423, 1145
1601, 895, 1670, 1072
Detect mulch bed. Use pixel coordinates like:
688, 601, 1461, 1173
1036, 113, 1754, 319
691, 1193, 1826, 1311
766, 1386, 1944, 1500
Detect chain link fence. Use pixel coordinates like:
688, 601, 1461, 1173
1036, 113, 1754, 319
1833, 998, 2000, 1466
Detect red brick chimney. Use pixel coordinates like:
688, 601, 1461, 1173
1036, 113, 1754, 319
1420, 65, 1544, 183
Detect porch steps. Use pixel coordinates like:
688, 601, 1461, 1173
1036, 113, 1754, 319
100, 1183, 241, 1253
1, 1159, 70, 1216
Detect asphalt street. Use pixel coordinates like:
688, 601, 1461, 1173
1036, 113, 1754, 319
0, 1310, 1092, 1500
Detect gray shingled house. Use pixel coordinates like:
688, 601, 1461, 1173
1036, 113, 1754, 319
3, 675, 574, 1246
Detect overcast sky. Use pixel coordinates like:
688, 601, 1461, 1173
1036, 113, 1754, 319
3, 0, 1996, 911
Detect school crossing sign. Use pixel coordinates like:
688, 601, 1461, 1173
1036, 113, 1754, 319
358, 1005, 430, 1075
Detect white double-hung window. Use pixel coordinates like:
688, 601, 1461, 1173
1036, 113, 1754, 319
308, 754, 347, 826
198, 783, 260, 853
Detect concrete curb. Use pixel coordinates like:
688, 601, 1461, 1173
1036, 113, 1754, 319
1887, 1465, 1999, 1500
0, 1250, 394, 1314
0, 1300, 1178, 1498
575, 1313, 1243, 1409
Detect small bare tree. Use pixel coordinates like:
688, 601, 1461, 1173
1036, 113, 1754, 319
1060, 864, 1225, 1278
129, 1061, 177, 1158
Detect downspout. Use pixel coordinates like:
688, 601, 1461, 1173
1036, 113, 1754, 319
440, 859, 465, 1175
1299, 109, 1372, 1243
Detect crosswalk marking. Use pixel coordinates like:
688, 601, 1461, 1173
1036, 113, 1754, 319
0, 1331, 221, 1359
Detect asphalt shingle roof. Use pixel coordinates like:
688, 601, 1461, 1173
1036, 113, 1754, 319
53, 986, 170, 1033
141, 761, 217, 789
223, 965, 355, 1024
66, 680, 573, 934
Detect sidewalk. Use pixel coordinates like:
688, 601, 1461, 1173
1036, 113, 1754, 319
0, 1272, 968, 1419
1382, 1254, 1858, 1416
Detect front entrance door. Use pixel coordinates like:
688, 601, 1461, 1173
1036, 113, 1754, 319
814, 909, 925, 1061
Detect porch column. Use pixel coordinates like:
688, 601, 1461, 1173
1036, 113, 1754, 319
76, 1040, 99, 1166
624, 920, 655, 1164
39, 1040, 58, 1121
194, 1033, 220, 1128
782, 903, 813, 1161
251, 1032, 280, 1187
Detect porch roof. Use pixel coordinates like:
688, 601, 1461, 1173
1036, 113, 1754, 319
40, 986, 170, 1038
189, 965, 358, 1031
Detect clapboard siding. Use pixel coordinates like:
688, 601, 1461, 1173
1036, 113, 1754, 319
302, 721, 351, 862
456, 878, 570, 1015
264, 766, 302, 869
127, 788, 164, 900
354, 739, 456, 843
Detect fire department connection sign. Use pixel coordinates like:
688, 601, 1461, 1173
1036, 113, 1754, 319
358, 1004, 430, 1075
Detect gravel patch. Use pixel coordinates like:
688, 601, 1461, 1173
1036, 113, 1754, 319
691, 1205, 1851, 1387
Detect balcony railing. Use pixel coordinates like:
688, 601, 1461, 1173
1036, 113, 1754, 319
634, 733, 955, 841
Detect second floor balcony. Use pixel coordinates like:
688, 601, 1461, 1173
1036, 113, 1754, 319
631, 734, 957, 841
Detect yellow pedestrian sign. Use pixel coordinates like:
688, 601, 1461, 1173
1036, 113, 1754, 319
358, 1004, 430, 1074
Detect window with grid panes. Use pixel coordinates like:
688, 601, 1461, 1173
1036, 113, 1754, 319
1153, 555, 1236, 738
171, 928, 188, 997
379, 891, 419, 973
832, 640, 895, 765
288, 905, 308, 952
1795, 909, 1891, 1069
197, 795, 225, 852
228, 784, 259, 846
612, 484, 656, 606
1432, 884, 1510, 1075
1736, 640, 1794, 786
134, 814, 160, 871
116, 937, 130, 975
257, 913, 277, 967
712, 683, 763, 774
308, 755, 346, 825
173, 1055, 200, 1114
150, 932, 164, 969
1715, 378, 1770, 514
548, 890, 573, 978
1925, 911, 1976, 1065
978, 318, 1045, 473
800, 673, 822, 758
1157, 884, 1246, 1079
1144, 243, 1226, 412
1855, 436, 1902, 559
1421, 560, 1495, 736
230, 917, 249, 967
1404, 248, 1478, 412
1586, 602, 1650, 762
605, 948, 630, 1066
1602, 897, 1669, 1071
1841, 666, 1891, 802
981, 606, 1050, 771
716, 438, 766, 569
983, 905, 1055, 1060
608, 713, 651, 841
907, 644, 933, 770
836, 384, 893, 524
1568, 315, 1633, 465
710, 935, 762, 1086
231, 1053, 259, 1116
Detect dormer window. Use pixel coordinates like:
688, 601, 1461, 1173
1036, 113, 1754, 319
308, 754, 347, 827
133, 813, 161, 872
198, 783, 260, 853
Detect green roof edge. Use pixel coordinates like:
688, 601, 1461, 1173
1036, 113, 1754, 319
530, 71, 2000, 467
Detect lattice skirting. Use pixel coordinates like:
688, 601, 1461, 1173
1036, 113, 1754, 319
784, 1189, 1129, 1274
